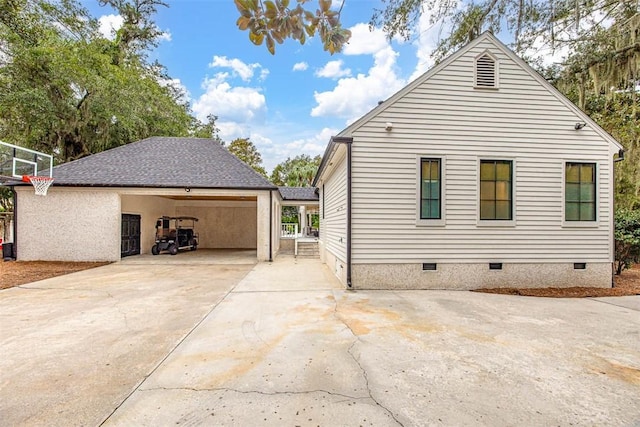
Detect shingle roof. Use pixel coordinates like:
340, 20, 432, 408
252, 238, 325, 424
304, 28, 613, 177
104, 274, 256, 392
278, 187, 318, 201
51, 137, 276, 189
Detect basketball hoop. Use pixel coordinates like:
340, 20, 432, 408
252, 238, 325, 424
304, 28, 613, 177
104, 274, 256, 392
23, 175, 54, 196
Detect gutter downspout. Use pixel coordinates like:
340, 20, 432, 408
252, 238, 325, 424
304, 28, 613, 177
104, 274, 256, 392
612, 148, 625, 284
12, 189, 17, 259
332, 137, 353, 288
269, 190, 273, 262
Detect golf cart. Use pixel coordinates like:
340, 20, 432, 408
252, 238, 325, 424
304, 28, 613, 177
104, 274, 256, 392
151, 216, 199, 255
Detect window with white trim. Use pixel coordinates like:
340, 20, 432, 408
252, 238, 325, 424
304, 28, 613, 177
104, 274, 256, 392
565, 162, 596, 221
480, 160, 512, 220
420, 158, 441, 220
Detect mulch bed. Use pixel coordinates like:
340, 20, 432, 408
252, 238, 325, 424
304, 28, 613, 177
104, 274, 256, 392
474, 265, 640, 298
0, 261, 109, 290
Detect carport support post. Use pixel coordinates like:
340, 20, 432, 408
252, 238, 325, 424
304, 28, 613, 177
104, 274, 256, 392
269, 190, 273, 262
256, 192, 272, 262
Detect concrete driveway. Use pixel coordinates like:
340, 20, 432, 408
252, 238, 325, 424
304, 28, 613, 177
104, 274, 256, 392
2, 256, 639, 426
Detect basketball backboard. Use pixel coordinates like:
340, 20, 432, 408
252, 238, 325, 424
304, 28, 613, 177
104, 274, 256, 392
0, 140, 53, 182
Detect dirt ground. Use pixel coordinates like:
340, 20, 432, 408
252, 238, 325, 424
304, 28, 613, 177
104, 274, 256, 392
0, 260, 639, 297
475, 264, 640, 297
0, 261, 109, 290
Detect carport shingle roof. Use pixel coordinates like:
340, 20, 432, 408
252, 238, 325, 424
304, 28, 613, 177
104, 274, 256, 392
278, 187, 319, 201
51, 137, 276, 189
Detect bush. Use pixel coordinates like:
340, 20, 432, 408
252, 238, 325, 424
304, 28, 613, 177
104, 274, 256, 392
614, 209, 640, 275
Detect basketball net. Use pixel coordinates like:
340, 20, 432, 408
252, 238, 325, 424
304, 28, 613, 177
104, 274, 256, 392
23, 175, 54, 196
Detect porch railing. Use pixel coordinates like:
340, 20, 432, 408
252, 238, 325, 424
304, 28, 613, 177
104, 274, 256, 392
281, 223, 298, 238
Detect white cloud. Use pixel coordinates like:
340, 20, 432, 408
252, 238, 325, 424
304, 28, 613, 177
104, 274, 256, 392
310, 22, 406, 122
311, 46, 404, 121
292, 62, 309, 71
259, 127, 339, 172
157, 29, 172, 42
158, 77, 190, 105
283, 127, 337, 155
343, 23, 388, 55
192, 75, 266, 124
98, 14, 124, 40
209, 56, 265, 82
315, 60, 352, 79
408, 10, 441, 82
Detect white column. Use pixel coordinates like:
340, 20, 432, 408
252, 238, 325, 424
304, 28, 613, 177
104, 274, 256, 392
299, 205, 307, 235
256, 192, 270, 261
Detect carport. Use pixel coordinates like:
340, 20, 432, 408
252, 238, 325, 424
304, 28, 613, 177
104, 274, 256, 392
13, 137, 280, 262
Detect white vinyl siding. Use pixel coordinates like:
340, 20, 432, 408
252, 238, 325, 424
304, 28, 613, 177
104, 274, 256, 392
348, 37, 612, 264
320, 151, 347, 262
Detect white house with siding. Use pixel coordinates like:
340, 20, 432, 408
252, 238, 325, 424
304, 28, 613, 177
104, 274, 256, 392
313, 32, 624, 290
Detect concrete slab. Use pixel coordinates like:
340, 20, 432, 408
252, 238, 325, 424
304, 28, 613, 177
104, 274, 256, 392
3, 257, 639, 426
591, 295, 640, 312
105, 263, 640, 426
0, 261, 254, 426
234, 255, 343, 292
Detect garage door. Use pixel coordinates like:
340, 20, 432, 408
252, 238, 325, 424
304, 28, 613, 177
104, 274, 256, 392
121, 214, 141, 257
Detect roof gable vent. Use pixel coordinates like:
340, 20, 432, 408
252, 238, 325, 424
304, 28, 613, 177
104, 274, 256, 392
475, 53, 497, 88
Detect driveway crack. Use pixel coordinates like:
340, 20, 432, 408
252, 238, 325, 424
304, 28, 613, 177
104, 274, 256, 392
139, 386, 367, 401
330, 291, 404, 427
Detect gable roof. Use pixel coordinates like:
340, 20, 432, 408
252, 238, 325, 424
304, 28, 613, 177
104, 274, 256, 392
314, 32, 623, 185
50, 136, 276, 190
340, 32, 622, 149
278, 187, 319, 201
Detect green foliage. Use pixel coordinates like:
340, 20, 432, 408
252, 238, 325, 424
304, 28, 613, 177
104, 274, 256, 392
270, 154, 321, 186
0, 0, 198, 163
370, 1, 638, 65
234, 0, 351, 54
227, 137, 268, 177
614, 209, 640, 275
0, 186, 13, 212
584, 94, 640, 211
191, 114, 223, 142
281, 205, 299, 224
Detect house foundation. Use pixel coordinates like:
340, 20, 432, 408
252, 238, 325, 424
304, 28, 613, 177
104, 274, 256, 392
350, 262, 612, 290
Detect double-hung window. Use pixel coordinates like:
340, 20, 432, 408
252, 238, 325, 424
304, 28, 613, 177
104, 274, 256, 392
420, 158, 441, 220
565, 162, 596, 221
480, 160, 512, 220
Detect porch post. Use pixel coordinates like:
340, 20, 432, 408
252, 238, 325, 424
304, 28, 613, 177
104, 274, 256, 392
300, 205, 307, 236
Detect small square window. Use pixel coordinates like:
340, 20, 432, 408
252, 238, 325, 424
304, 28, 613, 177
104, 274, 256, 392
489, 263, 503, 270
422, 263, 437, 271
574, 263, 586, 270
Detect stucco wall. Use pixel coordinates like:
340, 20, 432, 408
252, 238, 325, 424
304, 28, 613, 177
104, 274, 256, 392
176, 201, 257, 249
351, 262, 612, 290
121, 195, 175, 254
279, 238, 294, 254
16, 188, 120, 261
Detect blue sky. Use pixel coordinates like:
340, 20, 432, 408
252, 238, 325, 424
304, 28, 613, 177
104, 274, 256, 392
84, 0, 449, 172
